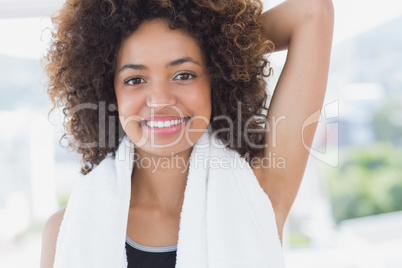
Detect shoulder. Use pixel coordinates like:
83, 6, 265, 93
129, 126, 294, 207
40, 207, 66, 268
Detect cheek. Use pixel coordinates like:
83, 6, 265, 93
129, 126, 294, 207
187, 86, 211, 125
116, 91, 138, 113
200, 85, 212, 116
183, 87, 211, 145
115, 92, 144, 128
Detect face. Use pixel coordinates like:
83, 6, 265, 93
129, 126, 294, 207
114, 19, 211, 157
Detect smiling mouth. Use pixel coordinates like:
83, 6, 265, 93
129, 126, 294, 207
140, 116, 191, 128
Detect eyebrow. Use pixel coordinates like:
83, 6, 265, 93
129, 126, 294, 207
117, 57, 202, 73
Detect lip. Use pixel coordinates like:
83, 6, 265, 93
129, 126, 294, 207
143, 115, 187, 122
141, 116, 191, 136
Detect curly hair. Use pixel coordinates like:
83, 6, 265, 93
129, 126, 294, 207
44, 0, 274, 175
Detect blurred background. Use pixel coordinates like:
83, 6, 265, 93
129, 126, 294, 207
0, 0, 401, 267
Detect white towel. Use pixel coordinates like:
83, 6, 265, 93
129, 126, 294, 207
54, 129, 286, 268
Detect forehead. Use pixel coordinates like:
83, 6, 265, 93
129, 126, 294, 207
116, 19, 205, 66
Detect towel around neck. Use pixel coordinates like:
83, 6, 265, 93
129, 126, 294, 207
54, 129, 286, 268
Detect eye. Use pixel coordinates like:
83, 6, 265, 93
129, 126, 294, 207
175, 72, 197, 81
124, 77, 146, 85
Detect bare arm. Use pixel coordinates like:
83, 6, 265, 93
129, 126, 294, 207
258, 0, 334, 226
40, 207, 65, 268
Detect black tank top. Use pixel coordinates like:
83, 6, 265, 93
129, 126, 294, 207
125, 236, 177, 267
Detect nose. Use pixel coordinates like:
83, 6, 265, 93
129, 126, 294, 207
146, 81, 177, 108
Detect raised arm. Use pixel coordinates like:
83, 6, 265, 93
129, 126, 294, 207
257, 0, 334, 227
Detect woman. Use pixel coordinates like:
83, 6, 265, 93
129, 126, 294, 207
41, 0, 334, 267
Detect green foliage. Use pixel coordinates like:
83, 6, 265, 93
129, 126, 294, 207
57, 194, 70, 208
371, 98, 402, 146
288, 230, 311, 248
326, 142, 402, 223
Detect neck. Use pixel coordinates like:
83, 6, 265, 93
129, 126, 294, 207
130, 146, 192, 213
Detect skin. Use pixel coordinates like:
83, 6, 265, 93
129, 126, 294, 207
255, 0, 334, 240
41, 1, 334, 266
114, 18, 211, 247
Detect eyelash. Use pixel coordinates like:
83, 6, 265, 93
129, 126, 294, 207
123, 71, 197, 85
123, 77, 145, 85
175, 71, 197, 80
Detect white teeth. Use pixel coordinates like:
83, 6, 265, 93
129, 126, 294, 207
145, 118, 186, 128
